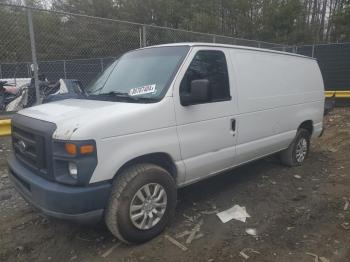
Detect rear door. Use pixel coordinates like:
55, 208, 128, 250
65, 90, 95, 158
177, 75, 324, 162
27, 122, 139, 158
172, 47, 238, 184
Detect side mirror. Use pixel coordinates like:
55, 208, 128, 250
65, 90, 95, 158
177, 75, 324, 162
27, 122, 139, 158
180, 79, 210, 106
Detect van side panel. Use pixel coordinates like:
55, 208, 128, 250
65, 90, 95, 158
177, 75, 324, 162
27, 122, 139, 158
229, 50, 324, 164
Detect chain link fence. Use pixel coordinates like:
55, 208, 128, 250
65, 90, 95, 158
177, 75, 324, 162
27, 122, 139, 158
296, 43, 350, 91
1, 3, 349, 112
0, 5, 290, 73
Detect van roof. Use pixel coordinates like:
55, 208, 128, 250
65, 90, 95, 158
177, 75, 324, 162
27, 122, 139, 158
142, 42, 315, 60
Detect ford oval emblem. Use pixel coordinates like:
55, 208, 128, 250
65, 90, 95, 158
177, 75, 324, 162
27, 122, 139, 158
18, 140, 27, 153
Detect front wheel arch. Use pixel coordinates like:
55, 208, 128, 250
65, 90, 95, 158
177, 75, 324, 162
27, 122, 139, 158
113, 152, 178, 183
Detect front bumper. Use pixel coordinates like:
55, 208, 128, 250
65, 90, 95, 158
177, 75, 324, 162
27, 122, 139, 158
8, 155, 111, 224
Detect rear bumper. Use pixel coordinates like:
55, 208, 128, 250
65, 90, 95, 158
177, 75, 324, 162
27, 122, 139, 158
8, 155, 111, 224
319, 126, 325, 137
312, 122, 324, 138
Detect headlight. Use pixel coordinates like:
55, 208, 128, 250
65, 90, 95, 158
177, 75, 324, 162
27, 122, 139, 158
53, 140, 97, 185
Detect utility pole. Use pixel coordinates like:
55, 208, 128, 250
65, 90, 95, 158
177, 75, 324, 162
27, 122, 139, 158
26, 1, 40, 105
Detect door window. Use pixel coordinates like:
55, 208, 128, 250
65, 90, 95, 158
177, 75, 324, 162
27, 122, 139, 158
180, 50, 231, 104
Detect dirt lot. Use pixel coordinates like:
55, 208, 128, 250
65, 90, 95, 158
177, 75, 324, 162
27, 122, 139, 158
0, 108, 349, 262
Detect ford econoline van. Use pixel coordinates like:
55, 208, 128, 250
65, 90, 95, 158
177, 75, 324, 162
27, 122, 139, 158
8, 43, 325, 243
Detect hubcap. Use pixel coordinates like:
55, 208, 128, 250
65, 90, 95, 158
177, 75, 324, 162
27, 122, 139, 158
129, 183, 167, 230
296, 138, 308, 163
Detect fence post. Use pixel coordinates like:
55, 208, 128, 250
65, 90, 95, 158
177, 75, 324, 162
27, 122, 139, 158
213, 35, 216, 43
63, 60, 67, 79
311, 44, 315, 58
142, 25, 147, 47
0, 64, 2, 79
258, 42, 261, 48
26, 3, 40, 105
27, 63, 31, 77
100, 58, 104, 73
139, 27, 143, 48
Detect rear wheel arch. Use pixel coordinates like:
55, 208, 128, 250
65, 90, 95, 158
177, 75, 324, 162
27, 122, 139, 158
298, 120, 313, 136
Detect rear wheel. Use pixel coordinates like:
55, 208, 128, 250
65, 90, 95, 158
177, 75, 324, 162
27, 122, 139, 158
280, 128, 311, 166
105, 163, 177, 244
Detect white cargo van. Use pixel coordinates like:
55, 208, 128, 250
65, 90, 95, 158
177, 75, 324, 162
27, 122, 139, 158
8, 43, 325, 243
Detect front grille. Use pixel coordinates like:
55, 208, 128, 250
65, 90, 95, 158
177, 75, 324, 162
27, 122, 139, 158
11, 114, 57, 179
12, 126, 47, 174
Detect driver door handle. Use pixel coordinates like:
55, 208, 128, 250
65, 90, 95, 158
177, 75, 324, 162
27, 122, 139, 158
231, 119, 236, 136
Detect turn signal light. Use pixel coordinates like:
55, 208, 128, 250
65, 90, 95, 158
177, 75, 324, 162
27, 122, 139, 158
80, 144, 94, 155
64, 143, 95, 155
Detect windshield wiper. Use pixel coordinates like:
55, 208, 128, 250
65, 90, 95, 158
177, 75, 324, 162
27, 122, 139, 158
96, 91, 158, 103
86, 86, 105, 95
102, 91, 130, 97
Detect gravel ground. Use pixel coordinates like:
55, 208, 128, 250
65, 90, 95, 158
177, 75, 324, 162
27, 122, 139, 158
0, 108, 349, 262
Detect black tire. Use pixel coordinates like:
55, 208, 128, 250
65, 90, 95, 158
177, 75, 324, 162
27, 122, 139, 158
105, 163, 177, 244
280, 128, 311, 167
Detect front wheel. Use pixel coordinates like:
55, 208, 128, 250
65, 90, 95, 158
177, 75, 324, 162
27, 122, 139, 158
105, 163, 177, 244
280, 128, 311, 166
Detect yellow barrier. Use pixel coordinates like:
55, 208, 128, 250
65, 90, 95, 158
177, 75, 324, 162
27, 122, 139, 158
0, 119, 11, 137
325, 90, 350, 98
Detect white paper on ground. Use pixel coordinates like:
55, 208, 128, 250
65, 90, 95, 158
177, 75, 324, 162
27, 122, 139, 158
216, 205, 251, 223
245, 228, 257, 236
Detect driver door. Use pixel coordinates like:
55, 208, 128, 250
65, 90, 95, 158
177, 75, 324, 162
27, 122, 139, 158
173, 47, 238, 184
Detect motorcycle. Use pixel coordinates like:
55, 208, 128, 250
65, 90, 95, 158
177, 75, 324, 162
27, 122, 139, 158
2, 75, 85, 112
0, 81, 22, 111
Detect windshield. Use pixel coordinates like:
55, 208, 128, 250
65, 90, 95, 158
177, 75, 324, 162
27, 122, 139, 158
86, 46, 190, 102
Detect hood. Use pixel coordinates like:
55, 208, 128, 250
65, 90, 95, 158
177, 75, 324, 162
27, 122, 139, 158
20, 99, 115, 123
19, 98, 175, 140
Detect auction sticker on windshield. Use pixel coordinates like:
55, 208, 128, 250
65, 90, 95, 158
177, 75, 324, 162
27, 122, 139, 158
129, 84, 156, 96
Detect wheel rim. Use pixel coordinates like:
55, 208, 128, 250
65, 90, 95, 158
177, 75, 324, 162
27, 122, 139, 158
296, 137, 308, 163
129, 183, 167, 230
